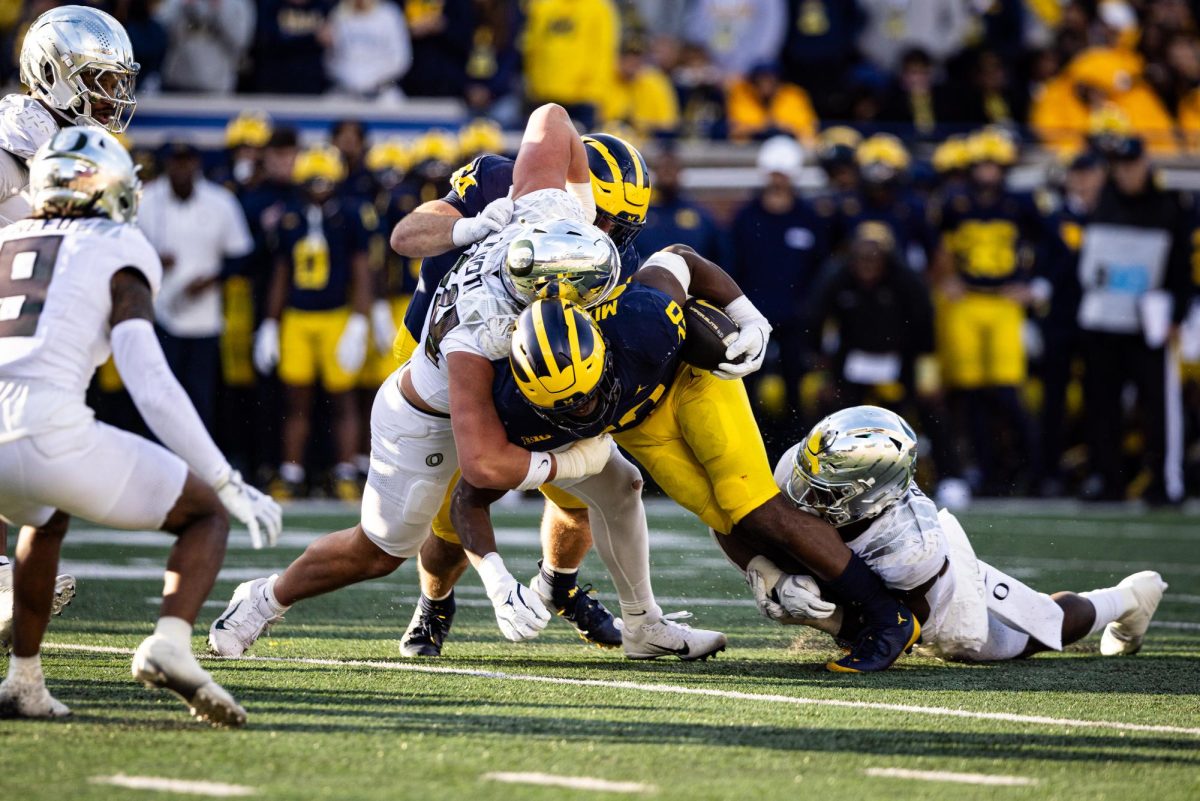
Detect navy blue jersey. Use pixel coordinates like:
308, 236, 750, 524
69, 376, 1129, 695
374, 184, 424, 297
937, 188, 1041, 288
273, 197, 373, 311
831, 189, 936, 272
492, 282, 686, 449
400, 154, 638, 341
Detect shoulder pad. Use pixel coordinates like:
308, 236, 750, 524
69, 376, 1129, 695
0, 94, 58, 160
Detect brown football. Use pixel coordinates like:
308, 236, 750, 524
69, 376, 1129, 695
680, 298, 740, 371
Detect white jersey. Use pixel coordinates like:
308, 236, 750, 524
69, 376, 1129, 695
0, 95, 60, 227
0, 217, 162, 441
407, 188, 587, 413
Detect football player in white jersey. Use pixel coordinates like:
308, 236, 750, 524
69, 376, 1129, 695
743, 406, 1167, 664
0, 128, 280, 726
0, 5, 139, 649
210, 104, 725, 659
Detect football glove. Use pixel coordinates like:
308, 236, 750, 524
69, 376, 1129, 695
451, 195, 514, 247
370, 300, 397, 356
335, 313, 369, 374
216, 470, 282, 549
252, 319, 280, 374
746, 556, 836, 624
477, 553, 550, 641
715, 295, 771, 380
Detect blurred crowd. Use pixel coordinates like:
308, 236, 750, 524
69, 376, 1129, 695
10, 1, 1200, 149
88, 105, 1200, 509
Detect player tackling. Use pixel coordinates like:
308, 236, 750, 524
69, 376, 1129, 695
747, 406, 1167, 664
0, 128, 280, 725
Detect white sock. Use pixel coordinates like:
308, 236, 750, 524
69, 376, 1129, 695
0, 555, 10, 568
6, 653, 42, 684
1080, 586, 1136, 636
541, 561, 577, 577
619, 602, 663, 626
263, 575, 290, 615
280, 462, 305, 484
154, 616, 193, 648
425, 588, 453, 602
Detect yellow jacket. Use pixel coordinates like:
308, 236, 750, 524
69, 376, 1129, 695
726, 80, 817, 143
602, 66, 680, 135
523, 0, 618, 107
1179, 87, 1200, 152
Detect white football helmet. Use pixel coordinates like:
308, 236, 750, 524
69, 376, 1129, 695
19, 6, 138, 133
29, 126, 140, 223
502, 218, 620, 309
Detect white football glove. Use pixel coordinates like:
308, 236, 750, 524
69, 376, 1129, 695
335, 313, 369, 374
370, 299, 397, 355
477, 553, 550, 641
746, 556, 836, 624
216, 470, 282, 549
252, 319, 280, 375
552, 434, 614, 483
451, 195, 514, 247
714, 295, 772, 380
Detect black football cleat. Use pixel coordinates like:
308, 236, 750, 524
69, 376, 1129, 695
827, 607, 920, 673
532, 571, 622, 648
399, 594, 455, 657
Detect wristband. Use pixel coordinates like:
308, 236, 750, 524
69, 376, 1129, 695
516, 450, 554, 491
642, 251, 691, 294
450, 216, 475, 248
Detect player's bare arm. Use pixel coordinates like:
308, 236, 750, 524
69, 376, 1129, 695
388, 199, 462, 257
448, 479, 507, 563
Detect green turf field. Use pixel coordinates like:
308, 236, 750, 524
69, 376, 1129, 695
2, 500, 1198, 800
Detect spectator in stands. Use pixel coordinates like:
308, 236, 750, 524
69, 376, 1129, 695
1076, 132, 1193, 504
636, 147, 725, 264
941, 49, 1027, 127
726, 62, 818, 144
325, 0, 410, 100
253, 0, 332, 94
1165, 34, 1200, 151
877, 48, 943, 136
522, 0, 618, 128
157, 0, 255, 94
683, 0, 785, 83
1036, 149, 1105, 496
730, 135, 827, 445
464, 0, 523, 123
857, 0, 975, 73
674, 41, 727, 139
254, 146, 374, 501
602, 39, 680, 137
112, 0, 169, 94
138, 142, 254, 431
779, 0, 865, 118
932, 128, 1040, 496
400, 0, 474, 98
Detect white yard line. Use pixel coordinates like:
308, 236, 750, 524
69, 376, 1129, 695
44, 643, 1200, 738
483, 772, 655, 793
863, 767, 1037, 786
90, 775, 256, 796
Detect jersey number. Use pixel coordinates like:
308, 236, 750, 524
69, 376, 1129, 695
0, 236, 62, 337
293, 237, 331, 291
423, 254, 479, 366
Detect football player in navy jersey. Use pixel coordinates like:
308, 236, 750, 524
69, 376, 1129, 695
390, 134, 653, 656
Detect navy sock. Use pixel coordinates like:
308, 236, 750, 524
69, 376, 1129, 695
824, 555, 900, 622
418, 591, 455, 617
539, 562, 578, 604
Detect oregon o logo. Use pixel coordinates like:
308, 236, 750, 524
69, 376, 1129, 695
993, 583, 1009, 600
426, 453, 443, 467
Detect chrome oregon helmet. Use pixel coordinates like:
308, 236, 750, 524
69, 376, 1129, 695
20, 6, 138, 133
502, 218, 620, 309
29, 126, 140, 223
583, 133, 651, 248
786, 406, 918, 526
510, 298, 620, 432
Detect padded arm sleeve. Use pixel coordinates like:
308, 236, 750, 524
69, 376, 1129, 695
111, 318, 231, 487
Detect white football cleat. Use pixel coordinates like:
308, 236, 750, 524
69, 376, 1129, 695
1101, 571, 1168, 656
208, 576, 284, 658
0, 569, 75, 653
0, 677, 71, 719
132, 634, 246, 727
619, 612, 727, 661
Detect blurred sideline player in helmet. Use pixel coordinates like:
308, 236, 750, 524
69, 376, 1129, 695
217, 111, 273, 193
0, 2, 141, 664
252, 146, 377, 502
816, 126, 861, 195
449, 242, 924, 672
745, 406, 1167, 665
209, 105, 682, 659
931, 133, 971, 194
931, 126, 1042, 496
387, 127, 652, 655
0, 126, 280, 723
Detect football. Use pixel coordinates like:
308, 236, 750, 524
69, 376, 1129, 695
680, 298, 740, 371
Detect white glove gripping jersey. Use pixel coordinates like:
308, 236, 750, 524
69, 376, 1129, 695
407, 188, 587, 414
0, 95, 60, 226
0, 218, 162, 440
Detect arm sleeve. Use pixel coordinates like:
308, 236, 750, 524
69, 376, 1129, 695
111, 318, 231, 487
